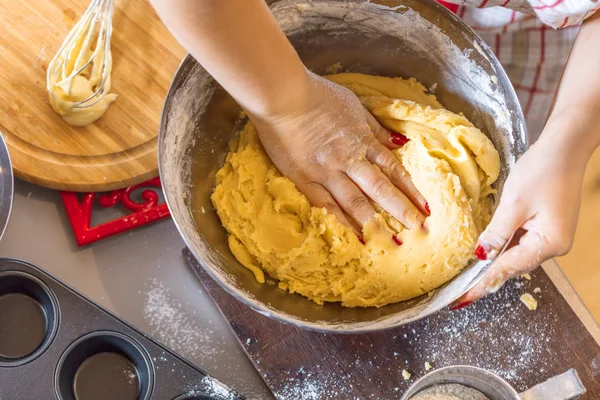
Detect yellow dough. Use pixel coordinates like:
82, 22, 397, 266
48, 73, 117, 127
210, 73, 500, 308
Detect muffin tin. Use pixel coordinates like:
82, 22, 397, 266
0, 258, 245, 400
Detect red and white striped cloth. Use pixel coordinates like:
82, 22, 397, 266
439, 0, 598, 141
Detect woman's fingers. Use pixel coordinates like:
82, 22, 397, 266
365, 113, 427, 214
366, 141, 428, 214
450, 200, 526, 309
297, 109, 426, 232
326, 174, 378, 227
346, 160, 425, 229
476, 196, 526, 260
451, 230, 552, 308
297, 181, 358, 233
366, 112, 409, 150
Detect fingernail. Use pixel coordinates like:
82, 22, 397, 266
392, 235, 403, 246
390, 131, 409, 146
450, 301, 473, 311
425, 202, 431, 215
474, 244, 487, 260
421, 222, 428, 233
357, 236, 365, 245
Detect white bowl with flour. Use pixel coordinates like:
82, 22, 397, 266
401, 365, 585, 400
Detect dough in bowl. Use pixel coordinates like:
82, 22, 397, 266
209, 73, 500, 307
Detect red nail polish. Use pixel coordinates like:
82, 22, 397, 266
390, 131, 409, 146
425, 202, 430, 215
450, 301, 473, 311
392, 235, 402, 246
474, 245, 487, 260
358, 236, 365, 245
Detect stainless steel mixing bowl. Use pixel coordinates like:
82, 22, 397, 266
0, 131, 13, 241
158, 0, 528, 332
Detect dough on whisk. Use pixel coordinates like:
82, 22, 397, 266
48, 74, 117, 127
209, 73, 500, 308
47, 8, 117, 126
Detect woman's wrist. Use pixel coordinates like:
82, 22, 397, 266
242, 64, 312, 122
538, 104, 600, 163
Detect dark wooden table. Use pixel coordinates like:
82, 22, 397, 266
183, 249, 600, 399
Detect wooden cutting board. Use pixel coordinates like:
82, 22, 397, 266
183, 249, 600, 399
0, 0, 186, 191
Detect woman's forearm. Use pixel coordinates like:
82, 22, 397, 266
151, 0, 307, 117
543, 12, 600, 157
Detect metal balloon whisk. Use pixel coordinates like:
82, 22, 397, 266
47, 0, 115, 108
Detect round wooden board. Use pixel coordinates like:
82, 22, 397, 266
0, 0, 186, 191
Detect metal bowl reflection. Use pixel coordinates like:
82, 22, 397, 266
0, 131, 13, 242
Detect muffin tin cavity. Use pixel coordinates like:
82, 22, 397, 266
54, 331, 155, 400
0, 270, 59, 366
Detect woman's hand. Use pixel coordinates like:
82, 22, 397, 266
150, 0, 425, 231
452, 11, 600, 310
249, 71, 428, 231
451, 132, 586, 309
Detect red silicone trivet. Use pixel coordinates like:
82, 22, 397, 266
60, 177, 171, 246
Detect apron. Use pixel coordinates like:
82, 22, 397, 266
438, 0, 598, 142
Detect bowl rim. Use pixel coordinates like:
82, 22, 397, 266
399, 365, 521, 400
158, 0, 528, 333
0, 131, 14, 242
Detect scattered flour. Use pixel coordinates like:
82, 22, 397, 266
265, 277, 556, 398
143, 278, 224, 360
402, 279, 554, 389
273, 369, 357, 400
143, 278, 247, 399
144, 276, 275, 399
195, 375, 240, 400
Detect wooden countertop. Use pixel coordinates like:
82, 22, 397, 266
184, 249, 600, 399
